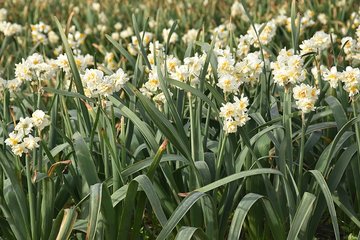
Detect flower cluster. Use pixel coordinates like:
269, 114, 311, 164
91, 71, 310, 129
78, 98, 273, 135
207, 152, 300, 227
300, 31, 333, 55
285, 10, 315, 33
341, 30, 360, 65
67, 25, 86, 51
231, 1, 248, 21
246, 20, 277, 48
321, 66, 341, 88
271, 48, 306, 87
341, 66, 360, 97
182, 29, 199, 44
219, 94, 250, 134
5, 110, 50, 157
31, 22, 58, 45
293, 83, 319, 113
14, 53, 57, 84
212, 22, 235, 47
0, 21, 22, 36
80, 67, 129, 98
55, 53, 93, 74
127, 31, 153, 56
234, 51, 264, 86
162, 28, 178, 44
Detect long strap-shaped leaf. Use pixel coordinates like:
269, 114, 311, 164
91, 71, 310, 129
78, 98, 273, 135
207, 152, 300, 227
55, 207, 78, 240
309, 170, 340, 240
118, 175, 168, 238
195, 168, 282, 193
0, 151, 31, 238
286, 192, 316, 240
127, 82, 192, 161
227, 193, 263, 240
156, 192, 206, 240
175, 227, 208, 240
108, 95, 158, 153
86, 183, 103, 240
105, 34, 136, 68
72, 132, 116, 238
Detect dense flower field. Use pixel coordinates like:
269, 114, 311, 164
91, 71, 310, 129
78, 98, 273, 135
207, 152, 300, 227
1, 0, 360, 239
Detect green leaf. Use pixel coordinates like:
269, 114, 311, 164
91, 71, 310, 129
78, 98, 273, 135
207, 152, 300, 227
121, 154, 187, 178
111, 184, 129, 207
55, 207, 78, 240
109, 95, 158, 153
167, 78, 219, 116
127, 83, 192, 161
106, 34, 136, 68
86, 183, 103, 240
309, 170, 340, 240
227, 193, 263, 240
73, 132, 100, 185
325, 96, 348, 130
0, 152, 31, 238
286, 192, 316, 240
156, 192, 207, 240
333, 193, 360, 228
43, 87, 94, 103
134, 175, 168, 226
175, 227, 208, 240
195, 168, 282, 193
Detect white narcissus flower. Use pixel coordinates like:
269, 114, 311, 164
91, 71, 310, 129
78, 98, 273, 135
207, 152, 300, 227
236, 35, 251, 58
166, 55, 181, 74
293, 83, 319, 113
0, 21, 22, 36
223, 119, 238, 133
271, 48, 306, 87
109, 68, 129, 91
11, 143, 28, 156
0, 8, 7, 21
15, 117, 34, 135
217, 56, 235, 76
182, 29, 199, 44
217, 74, 240, 93
48, 31, 59, 44
5, 131, 23, 147
219, 94, 250, 134
32, 110, 50, 131
246, 20, 277, 47
220, 102, 236, 119
145, 69, 161, 92
234, 51, 263, 86
5, 78, 22, 93
120, 27, 133, 39
183, 53, 205, 85
299, 31, 334, 55
5, 109, 51, 157
171, 65, 189, 82
341, 66, 360, 97
231, 1, 247, 21
162, 28, 178, 44
23, 135, 41, 150
322, 66, 341, 88
15, 59, 33, 81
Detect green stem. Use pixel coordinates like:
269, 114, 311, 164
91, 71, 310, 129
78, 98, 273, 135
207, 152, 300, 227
298, 113, 306, 194
26, 155, 36, 240
203, 94, 212, 150
188, 93, 196, 161
215, 133, 228, 180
